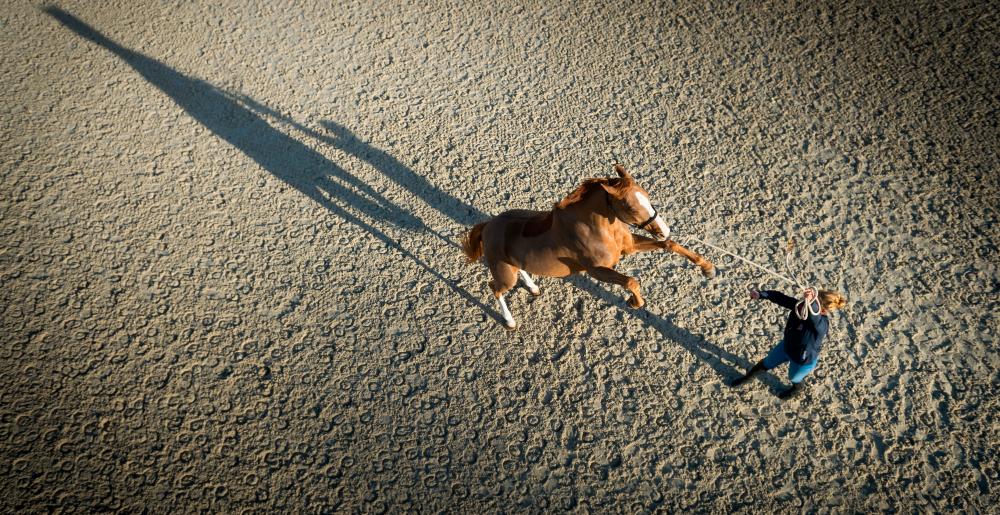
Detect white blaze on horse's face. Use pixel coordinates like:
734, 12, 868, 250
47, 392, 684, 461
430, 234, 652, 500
634, 191, 670, 241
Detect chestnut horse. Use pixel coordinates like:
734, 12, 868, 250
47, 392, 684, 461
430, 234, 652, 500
462, 164, 716, 329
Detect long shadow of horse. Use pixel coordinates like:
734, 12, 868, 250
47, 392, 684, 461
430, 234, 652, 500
45, 7, 784, 392
43, 6, 497, 320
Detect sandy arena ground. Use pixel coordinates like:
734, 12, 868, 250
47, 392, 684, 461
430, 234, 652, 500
2, 0, 998, 512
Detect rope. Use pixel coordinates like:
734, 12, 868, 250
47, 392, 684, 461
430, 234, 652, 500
679, 234, 798, 285
604, 157, 820, 319
679, 234, 820, 319
781, 234, 822, 320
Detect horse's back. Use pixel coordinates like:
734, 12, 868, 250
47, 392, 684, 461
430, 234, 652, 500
481, 209, 547, 256
492, 209, 553, 239
480, 208, 579, 276
495, 208, 547, 220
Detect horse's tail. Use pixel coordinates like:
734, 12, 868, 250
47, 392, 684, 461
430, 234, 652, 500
462, 222, 487, 263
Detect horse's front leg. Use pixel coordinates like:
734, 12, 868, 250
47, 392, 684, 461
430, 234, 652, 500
586, 266, 644, 308
662, 239, 716, 278
627, 235, 715, 278
626, 234, 670, 254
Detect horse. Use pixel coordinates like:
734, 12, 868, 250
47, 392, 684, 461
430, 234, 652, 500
462, 164, 716, 329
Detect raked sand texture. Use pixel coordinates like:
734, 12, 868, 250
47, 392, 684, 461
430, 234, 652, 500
2, 0, 998, 512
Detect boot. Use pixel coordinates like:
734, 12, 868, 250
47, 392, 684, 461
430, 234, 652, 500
730, 361, 767, 387
778, 380, 805, 400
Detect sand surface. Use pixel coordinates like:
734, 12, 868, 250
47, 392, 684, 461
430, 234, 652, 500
2, 0, 998, 511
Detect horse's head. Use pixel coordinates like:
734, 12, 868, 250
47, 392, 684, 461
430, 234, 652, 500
604, 164, 671, 241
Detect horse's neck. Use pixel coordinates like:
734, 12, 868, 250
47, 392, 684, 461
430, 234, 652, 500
556, 189, 613, 230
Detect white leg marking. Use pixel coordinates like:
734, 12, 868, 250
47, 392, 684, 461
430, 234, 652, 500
655, 217, 671, 239
519, 270, 540, 295
497, 295, 515, 328
635, 191, 670, 240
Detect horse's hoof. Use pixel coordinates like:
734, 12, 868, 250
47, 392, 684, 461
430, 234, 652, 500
628, 297, 645, 309
502, 320, 517, 331
701, 266, 717, 279
529, 288, 541, 297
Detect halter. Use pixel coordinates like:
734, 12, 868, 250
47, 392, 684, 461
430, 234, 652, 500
605, 191, 658, 231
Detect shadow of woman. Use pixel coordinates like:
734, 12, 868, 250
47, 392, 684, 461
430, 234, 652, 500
565, 275, 788, 393
44, 6, 498, 321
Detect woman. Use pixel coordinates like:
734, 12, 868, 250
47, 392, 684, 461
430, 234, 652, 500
730, 287, 847, 399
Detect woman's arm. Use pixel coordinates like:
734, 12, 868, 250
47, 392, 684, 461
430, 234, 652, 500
758, 290, 798, 310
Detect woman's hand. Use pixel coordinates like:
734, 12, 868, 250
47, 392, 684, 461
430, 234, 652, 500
749, 289, 760, 300
803, 288, 816, 302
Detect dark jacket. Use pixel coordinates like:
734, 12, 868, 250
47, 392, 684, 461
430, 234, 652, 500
760, 290, 828, 364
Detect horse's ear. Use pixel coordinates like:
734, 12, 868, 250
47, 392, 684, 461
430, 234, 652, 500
613, 164, 634, 185
599, 179, 624, 199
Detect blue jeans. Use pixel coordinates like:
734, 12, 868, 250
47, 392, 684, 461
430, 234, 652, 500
763, 340, 817, 384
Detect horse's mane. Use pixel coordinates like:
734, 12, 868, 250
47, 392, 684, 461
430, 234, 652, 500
554, 177, 622, 210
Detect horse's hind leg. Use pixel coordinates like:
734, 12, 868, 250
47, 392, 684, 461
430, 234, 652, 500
488, 262, 519, 330
518, 270, 541, 296
586, 266, 645, 308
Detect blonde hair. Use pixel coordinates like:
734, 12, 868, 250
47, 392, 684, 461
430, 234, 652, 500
818, 290, 847, 312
